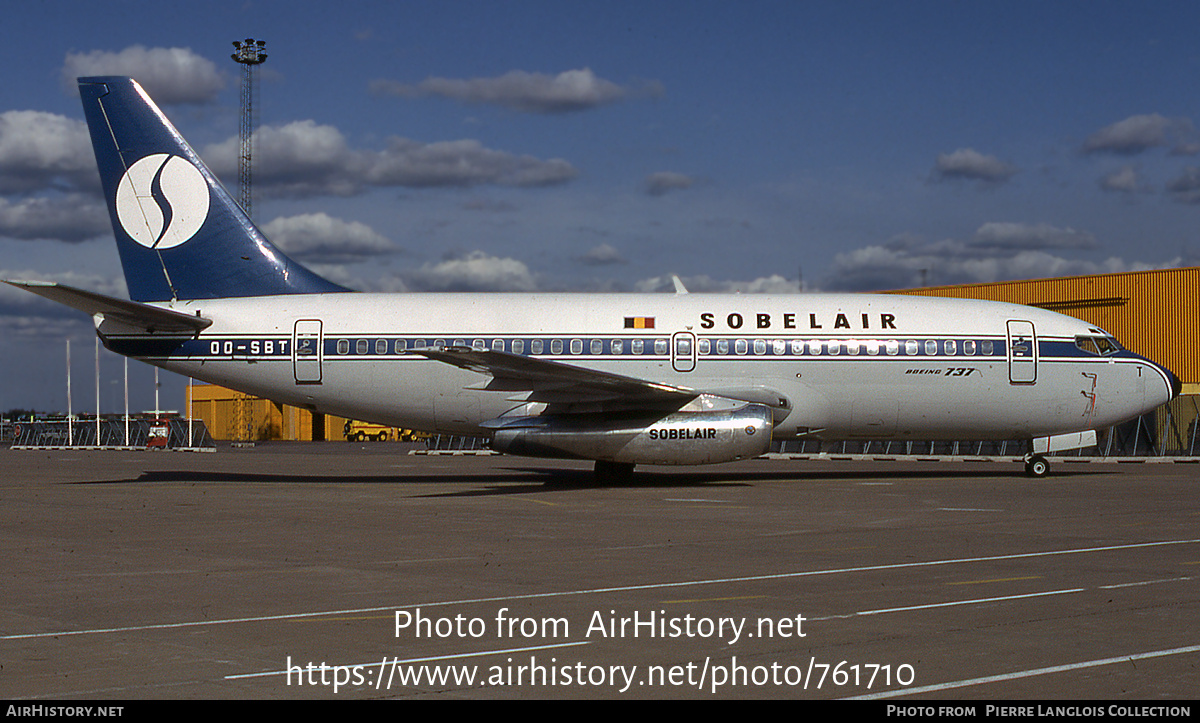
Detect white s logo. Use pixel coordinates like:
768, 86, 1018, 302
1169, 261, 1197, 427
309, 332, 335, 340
115, 154, 210, 249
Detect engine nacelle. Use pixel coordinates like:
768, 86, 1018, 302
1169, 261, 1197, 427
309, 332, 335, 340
490, 404, 773, 465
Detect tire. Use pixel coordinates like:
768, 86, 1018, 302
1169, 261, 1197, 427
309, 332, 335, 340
1024, 456, 1049, 478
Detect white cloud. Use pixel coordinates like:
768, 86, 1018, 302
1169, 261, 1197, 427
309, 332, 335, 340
0, 111, 96, 193
634, 274, 797, 294
403, 251, 538, 292
1081, 114, 1179, 155
969, 222, 1097, 251
1099, 165, 1144, 193
0, 195, 109, 242
202, 122, 578, 197
932, 148, 1018, 184
645, 171, 694, 196
62, 46, 225, 105
578, 243, 626, 266
370, 68, 658, 114
260, 213, 396, 264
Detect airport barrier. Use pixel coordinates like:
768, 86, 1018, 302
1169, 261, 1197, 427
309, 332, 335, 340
10, 419, 215, 450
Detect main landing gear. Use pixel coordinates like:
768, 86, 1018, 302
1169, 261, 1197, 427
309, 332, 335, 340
1023, 454, 1050, 478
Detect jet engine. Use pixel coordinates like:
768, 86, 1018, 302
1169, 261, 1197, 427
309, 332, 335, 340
489, 403, 773, 465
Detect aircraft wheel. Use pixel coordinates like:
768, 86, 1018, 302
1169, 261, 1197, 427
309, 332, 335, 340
595, 460, 635, 482
1024, 455, 1049, 478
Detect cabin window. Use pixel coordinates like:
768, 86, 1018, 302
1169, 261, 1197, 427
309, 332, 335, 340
846, 339, 860, 356
655, 339, 668, 355
865, 341, 879, 356
375, 339, 387, 354
963, 340, 975, 355
924, 340, 937, 355
828, 341, 841, 356
356, 339, 368, 354
492, 338, 504, 352
531, 339, 543, 354
807, 340, 823, 355
337, 339, 350, 355
632, 339, 644, 354
791, 340, 804, 355
413, 339, 426, 350
612, 339, 624, 355
885, 339, 899, 356
394, 339, 407, 353
716, 339, 729, 355
591, 339, 604, 354
735, 339, 748, 355
981, 340, 994, 355
773, 339, 786, 355
551, 339, 563, 354
945, 340, 956, 355
753, 339, 767, 355
905, 340, 919, 355
512, 339, 525, 355
570, 339, 583, 354
697, 339, 708, 355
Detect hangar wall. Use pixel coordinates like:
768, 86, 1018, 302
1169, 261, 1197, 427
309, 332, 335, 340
186, 383, 344, 442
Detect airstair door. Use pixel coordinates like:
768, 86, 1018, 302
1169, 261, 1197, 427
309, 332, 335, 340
293, 319, 323, 384
672, 331, 696, 372
1007, 320, 1037, 384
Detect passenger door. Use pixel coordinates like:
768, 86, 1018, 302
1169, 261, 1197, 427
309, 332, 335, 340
293, 319, 323, 384
1007, 320, 1037, 384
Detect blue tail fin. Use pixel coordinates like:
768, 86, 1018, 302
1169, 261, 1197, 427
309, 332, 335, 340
78, 76, 348, 302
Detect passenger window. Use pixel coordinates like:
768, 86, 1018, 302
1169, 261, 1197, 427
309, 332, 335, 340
376, 339, 387, 354
413, 339, 426, 350
632, 339, 644, 354
591, 339, 604, 354
791, 340, 804, 355
433, 339, 446, 350
395, 339, 407, 353
337, 339, 349, 355
492, 338, 505, 352
570, 339, 583, 354
677, 337, 692, 356
885, 339, 899, 356
716, 339, 729, 355
356, 339, 368, 354
655, 339, 668, 355
697, 339, 708, 355
963, 340, 975, 355
828, 341, 841, 355
453, 339, 466, 349
924, 340, 937, 355
865, 340, 879, 356
944, 340, 956, 355
905, 340, 918, 355
773, 339, 786, 355
753, 339, 766, 355
982, 340, 994, 355
551, 339, 563, 354
512, 339, 525, 355
735, 339, 748, 355
612, 339, 623, 355
531, 339, 543, 354
846, 339, 860, 356
807, 340, 823, 355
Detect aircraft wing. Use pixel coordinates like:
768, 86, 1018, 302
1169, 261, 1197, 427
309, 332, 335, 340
4, 280, 212, 334
412, 346, 698, 407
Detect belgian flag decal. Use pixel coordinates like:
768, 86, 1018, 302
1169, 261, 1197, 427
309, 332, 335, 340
624, 316, 656, 329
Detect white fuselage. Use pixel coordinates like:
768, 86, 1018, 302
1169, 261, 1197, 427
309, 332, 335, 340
101, 292, 1177, 443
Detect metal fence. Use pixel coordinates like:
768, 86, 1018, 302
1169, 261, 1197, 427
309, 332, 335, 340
10, 419, 214, 449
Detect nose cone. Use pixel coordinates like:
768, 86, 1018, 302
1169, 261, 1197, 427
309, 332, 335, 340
1150, 361, 1182, 406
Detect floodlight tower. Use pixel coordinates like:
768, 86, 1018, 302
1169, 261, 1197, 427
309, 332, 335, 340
231, 38, 267, 220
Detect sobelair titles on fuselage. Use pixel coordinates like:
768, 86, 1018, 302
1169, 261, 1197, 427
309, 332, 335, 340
4, 77, 1181, 479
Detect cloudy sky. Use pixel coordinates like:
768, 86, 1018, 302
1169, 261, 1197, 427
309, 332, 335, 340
3, 1, 1200, 413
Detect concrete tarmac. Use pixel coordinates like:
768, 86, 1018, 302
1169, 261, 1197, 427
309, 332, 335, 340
1, 443, 1198, 700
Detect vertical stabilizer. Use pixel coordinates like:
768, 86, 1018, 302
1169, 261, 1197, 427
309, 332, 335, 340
78, 76, 348, 302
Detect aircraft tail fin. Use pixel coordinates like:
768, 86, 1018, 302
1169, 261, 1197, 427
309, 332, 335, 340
77, 76, 348, 302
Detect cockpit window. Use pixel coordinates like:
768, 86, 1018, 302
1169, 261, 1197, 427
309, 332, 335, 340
1076, 335, 1121, 356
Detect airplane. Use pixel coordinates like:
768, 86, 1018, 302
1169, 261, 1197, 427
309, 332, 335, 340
4, 76, 1182, 479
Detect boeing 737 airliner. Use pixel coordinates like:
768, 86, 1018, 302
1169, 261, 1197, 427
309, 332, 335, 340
5, 77, 1181, 478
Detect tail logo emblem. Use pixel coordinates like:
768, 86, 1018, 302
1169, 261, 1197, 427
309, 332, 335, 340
115, 154, 210, 250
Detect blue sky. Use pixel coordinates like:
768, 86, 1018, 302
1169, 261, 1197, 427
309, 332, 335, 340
3, 1, 1200, 413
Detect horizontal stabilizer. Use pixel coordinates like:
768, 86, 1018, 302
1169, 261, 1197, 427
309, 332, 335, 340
4, 280, 212, 334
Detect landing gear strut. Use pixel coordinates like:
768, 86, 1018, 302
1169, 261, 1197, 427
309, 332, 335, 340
1023, 454, 1049, 478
